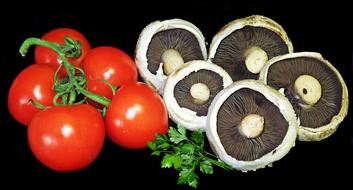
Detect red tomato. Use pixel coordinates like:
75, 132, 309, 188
105, 82, 168, 149
8, 64, 56, 126
35, 28, 91, 76
82, 46, 138, 107
28, 104, 105, 172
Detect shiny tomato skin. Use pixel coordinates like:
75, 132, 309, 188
28, 104, 105, 172
82, 47, 138, 107
35, 28, 91, 76
8, 64, 56, 126
105, 82, 168, 149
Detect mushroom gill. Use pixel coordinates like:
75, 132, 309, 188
216, 88, 288, 161
212, 26, 290, 81
174, 69, 224, 116
266, 57, 342, 128
147, 29, 204, 75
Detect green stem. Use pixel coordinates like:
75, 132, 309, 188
181, 137, 232, 171
156, 150, 174, 154
77, 88, 111, 107
202, 156, 233, 171
20, 38, 62, 57
30, 99, 51, 110
101, 79, 118, 95
20, 38, 76, 81
68, 91, 77, 105
178, 133, 233, 170
19, 37, 112, 107
203, 151, 220, 160
101, 107, 107, 117
53, 91, 69, 106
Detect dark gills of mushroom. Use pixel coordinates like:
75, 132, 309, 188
265, 56, 342, 128
206, 80, 297, 171
135, 19, 207, 94
174, 69, 224, 116
209, 15, 293, 81
163, 60, 233, 131
216, 88, 288, 161
147, 29, 204, 75
212, 26, 289, 81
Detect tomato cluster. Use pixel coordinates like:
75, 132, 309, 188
8, 28, 168, 171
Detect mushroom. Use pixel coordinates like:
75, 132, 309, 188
163, 60, 233, 131
259, 52, 349, 141
206, 80, 298, 171
135, 19, 208, 94
208, 15, 293, 81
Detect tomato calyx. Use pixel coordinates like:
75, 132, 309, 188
61, 35, 82, 59
20, 37, 111, 108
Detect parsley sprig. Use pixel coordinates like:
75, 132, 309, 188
148, 124, 233, 188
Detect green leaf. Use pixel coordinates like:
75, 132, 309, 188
173, 156, 183, 170
157, 142, 170, 150
181, 154, 195, 166
180, 144, 195, 154
200, 160, 213, 174
161, 154, 175, 168
191, 129, 204, 145
181, 154, 191, 160
177, 168, 198, 188
147, 141, 156, 151
149, 125, 233, 188
151, 151, 161, 156
168, 127, 186, 144
187, 172, 198, 188
189, 179, 198, 188
160, 153, 184, 169
155, 133, 167, 144
176, 124, 186, 136
177, 168, 192, 185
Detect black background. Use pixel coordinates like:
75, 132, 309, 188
1, 1, 353, 188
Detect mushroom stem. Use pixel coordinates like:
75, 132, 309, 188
190, 83, 210, 104
239, 114, 264, 139
244, 46, 268, 74
162, 49, 184, 75
294, 75, 322, 106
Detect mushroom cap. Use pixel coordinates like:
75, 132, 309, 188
259, 52, 349, 141
206, 80, 298, 171
208, 15, 293, 81
135, 19, 207, 94
163, 60, 233, 131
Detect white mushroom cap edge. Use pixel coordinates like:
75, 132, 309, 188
163, 60, 233, 131
206, 80, 298, 171
208, 15, 293, 61
259, 52, 349, 141
135, 19, 208, 94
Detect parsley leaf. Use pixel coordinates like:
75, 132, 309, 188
180, 144, 195, 154
191, 129, 204, 146
168, 126, 186, 144
173, 156, 183, 170
147, 141, 156, 151
148, 125, 233, 188
178, 168, 198, 188
177, 168, 192, 185
200, 160, 213, 174
161, 154, 175, 168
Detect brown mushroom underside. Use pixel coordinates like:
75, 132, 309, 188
146, 29, 204, 74
174, 69, 223, 116
266, 57, 342, 128
212, 26, 290, 81
216, 88, 288, 161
